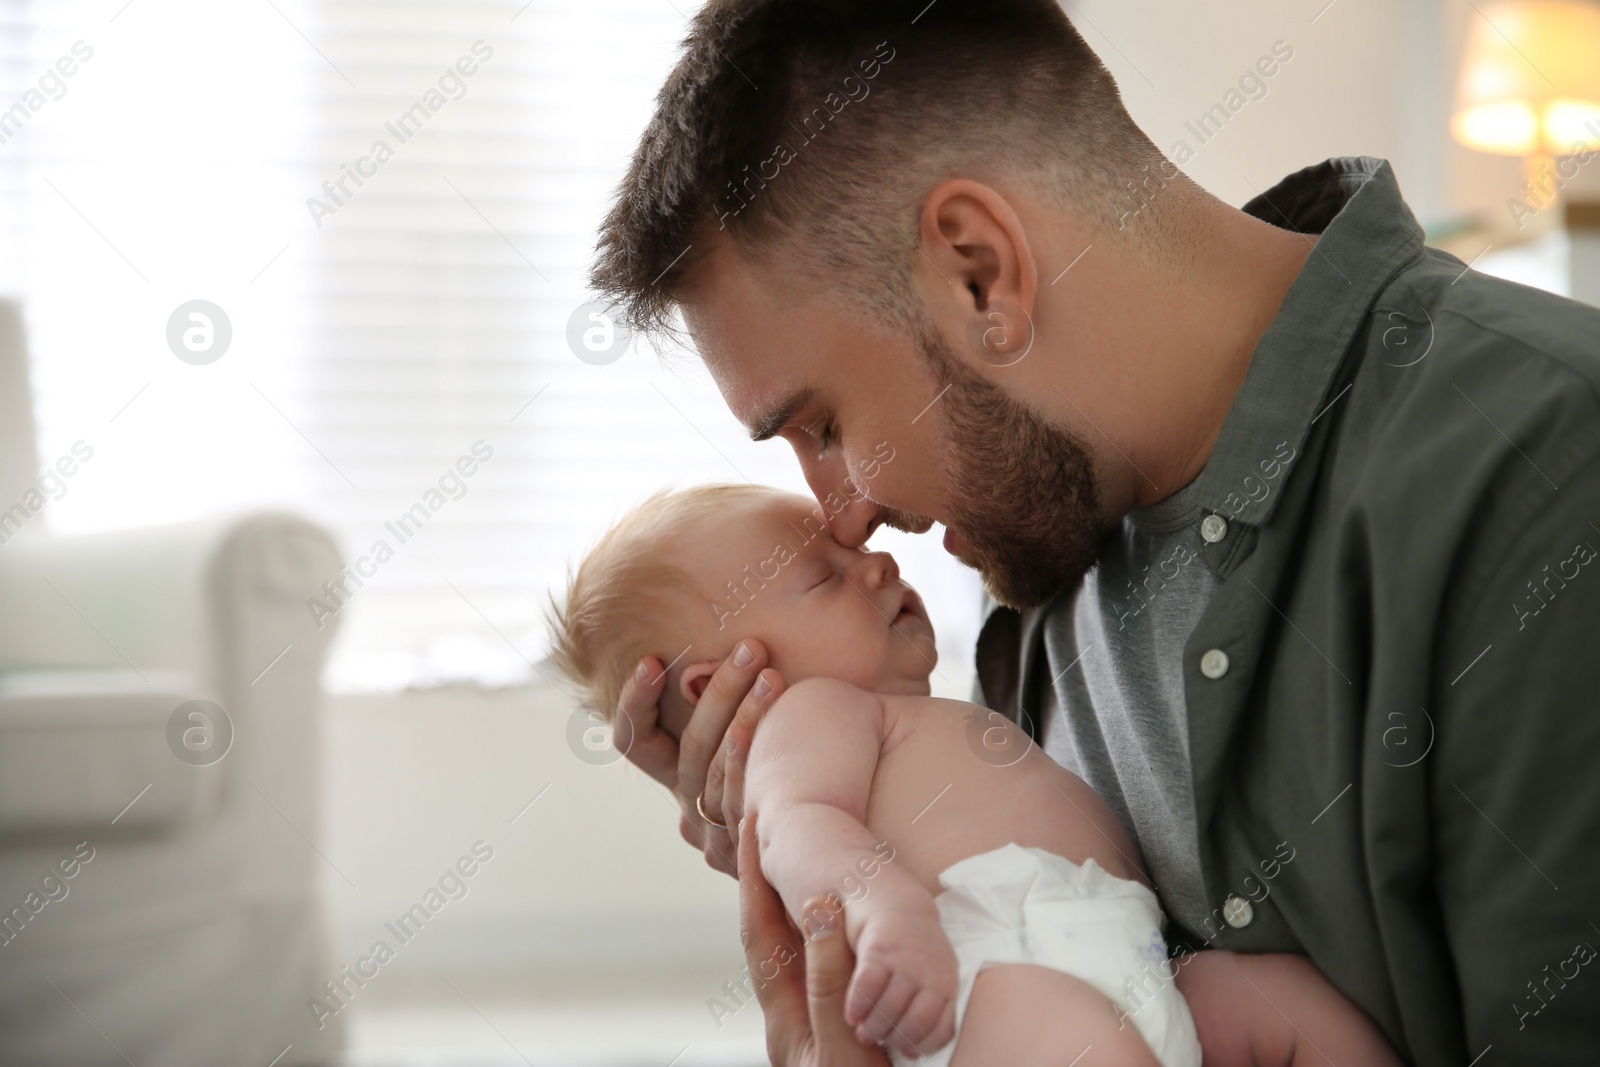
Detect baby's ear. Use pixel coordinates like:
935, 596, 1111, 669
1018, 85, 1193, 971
679, 660, 720, 705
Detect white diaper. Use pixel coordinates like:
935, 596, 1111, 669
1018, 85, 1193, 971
887, 843, 1202, 1067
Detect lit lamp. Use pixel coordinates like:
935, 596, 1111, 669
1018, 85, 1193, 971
1452, 0, 1600, 217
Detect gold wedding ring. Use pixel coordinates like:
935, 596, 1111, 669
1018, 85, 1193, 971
696, 792, 728, 830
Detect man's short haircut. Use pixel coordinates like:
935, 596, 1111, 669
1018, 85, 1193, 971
591, 0, 1166, 336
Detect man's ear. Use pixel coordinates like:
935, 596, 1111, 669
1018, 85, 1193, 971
679, 659, 720, 706
916, 178, 1039, 368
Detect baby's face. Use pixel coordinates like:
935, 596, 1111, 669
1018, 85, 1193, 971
669, 493, 938, 708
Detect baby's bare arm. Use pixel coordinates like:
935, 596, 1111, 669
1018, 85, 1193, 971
744, 677, 957, 1055
744, 677, 932, 933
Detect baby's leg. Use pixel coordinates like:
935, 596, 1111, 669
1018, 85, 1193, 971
946, 964, 1161, 1067
1174, 950, 1402, 1067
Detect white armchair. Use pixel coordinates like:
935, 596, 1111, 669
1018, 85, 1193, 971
0, 301, 347, 1065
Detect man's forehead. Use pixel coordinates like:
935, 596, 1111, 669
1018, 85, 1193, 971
679, 232, 767, 323
679, 237, 819, 435
683, 315, 801, 436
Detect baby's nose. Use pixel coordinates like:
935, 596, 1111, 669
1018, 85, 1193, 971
863, 550, 899, 588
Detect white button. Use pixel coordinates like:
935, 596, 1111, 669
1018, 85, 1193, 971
1200, 649, 1230, 679
1223, 894, 1254, 928
1201, 514, 1228, 543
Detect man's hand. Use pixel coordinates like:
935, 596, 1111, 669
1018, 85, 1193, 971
846, 908, 958, 1058
614, 639, 785, 876
739, 815, 889, 1067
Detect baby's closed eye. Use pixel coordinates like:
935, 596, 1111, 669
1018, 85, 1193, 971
804, 567, 836, 591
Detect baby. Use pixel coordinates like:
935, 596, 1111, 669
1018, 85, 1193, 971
550, 484, 1400, 1067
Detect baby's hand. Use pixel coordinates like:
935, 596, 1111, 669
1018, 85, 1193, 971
845, 906, 958, 1057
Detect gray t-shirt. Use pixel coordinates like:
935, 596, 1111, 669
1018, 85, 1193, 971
1037, 473, 1218, 932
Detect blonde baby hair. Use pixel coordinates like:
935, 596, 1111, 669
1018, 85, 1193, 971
547, 482, 783, 721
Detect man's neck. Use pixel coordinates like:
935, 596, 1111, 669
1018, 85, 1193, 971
1150, 207, 1317, 504
1028, 185, 1318, 516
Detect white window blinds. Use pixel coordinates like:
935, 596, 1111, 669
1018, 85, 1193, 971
7, 0, 981, 695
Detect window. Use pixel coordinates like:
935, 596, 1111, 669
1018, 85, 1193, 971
5, 0, 981, 695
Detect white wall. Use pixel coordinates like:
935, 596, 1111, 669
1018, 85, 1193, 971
1079, 0, 1413, 210
1076, 0, 1600, 229
322, 683, 743, 979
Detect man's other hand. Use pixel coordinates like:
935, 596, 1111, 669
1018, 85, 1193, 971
740, 814, 890, 1067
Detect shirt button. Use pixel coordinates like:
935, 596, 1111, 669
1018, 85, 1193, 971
1200, 514, 1228, 543
1223, 894, 1254, 928
1200, 649, 1230, 679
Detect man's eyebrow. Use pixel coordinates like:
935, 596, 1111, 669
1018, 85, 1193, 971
748, 387, 816, 442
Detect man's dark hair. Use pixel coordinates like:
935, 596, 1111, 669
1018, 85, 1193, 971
591, 0, 1165, 336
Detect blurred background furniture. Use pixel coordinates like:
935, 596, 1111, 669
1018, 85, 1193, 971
0, 299, 347, 1065
1439, 0, 1600, 304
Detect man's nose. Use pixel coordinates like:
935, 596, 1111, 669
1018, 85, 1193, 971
827, 490, 882, 550
796, 455, 882, 549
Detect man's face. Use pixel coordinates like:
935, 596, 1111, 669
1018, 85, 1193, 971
681, 237, 1108, 610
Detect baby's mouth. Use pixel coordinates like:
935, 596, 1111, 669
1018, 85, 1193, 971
891, 589, 925, 627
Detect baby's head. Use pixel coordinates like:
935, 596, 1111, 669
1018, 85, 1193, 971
549, 484, 937, 739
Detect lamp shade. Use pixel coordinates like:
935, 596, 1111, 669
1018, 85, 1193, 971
1452, 0, 1600, 155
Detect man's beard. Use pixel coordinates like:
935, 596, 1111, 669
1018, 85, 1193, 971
879, 322, 1106, 610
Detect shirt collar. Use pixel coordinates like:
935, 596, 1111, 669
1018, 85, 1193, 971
1189, 156, 1427, 528
974, 157, 1428, 665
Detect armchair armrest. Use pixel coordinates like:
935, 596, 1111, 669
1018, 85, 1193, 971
0, 514, 343, 886
0, 670, 223, 834
0, 512, 341, 686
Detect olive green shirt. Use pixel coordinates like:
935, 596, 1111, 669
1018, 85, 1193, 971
975, 156, 1600, 1064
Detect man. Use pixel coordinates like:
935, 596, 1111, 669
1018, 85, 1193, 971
593, 0, 1600, 1062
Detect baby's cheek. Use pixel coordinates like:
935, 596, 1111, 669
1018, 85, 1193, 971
838, 635, 895, 689
770, 600, 892, 687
